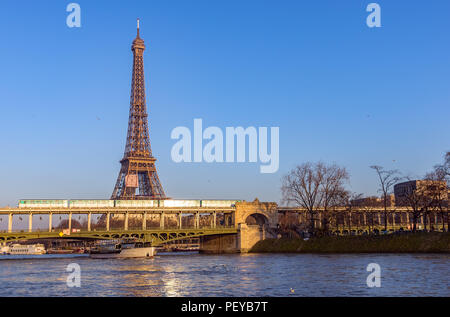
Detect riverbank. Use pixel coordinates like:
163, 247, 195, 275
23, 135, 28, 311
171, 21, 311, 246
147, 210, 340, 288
250, 232, 450, 253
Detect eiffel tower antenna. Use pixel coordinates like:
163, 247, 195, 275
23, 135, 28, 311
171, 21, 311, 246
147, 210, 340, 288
137, 18, 140, 37
111, 19, 167, 200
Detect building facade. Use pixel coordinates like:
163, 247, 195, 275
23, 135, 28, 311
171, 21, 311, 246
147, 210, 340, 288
394, 180, 448, 207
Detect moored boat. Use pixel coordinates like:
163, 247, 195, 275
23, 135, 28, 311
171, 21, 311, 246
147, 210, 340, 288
89, 240, 155, 259
46, 249, 76, 254
7, 244, 46, 255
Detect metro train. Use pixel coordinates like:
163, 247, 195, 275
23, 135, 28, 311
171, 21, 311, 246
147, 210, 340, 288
18, 199, 240, 209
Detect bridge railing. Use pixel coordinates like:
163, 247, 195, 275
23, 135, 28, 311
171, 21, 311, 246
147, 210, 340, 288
0, 225, 237, 234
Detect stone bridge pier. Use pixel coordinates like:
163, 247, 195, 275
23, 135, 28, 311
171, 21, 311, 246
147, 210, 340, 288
199, 199, 278, 253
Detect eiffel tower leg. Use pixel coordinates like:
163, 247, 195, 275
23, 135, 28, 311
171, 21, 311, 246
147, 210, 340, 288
111, 167, 126, 199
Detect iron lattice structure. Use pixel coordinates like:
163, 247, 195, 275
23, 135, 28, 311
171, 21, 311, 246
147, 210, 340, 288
0, 228, 238, 245
111, 20, 166, 200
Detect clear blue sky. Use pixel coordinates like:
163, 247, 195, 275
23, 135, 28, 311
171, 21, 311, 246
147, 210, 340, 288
0, 0, 449, 207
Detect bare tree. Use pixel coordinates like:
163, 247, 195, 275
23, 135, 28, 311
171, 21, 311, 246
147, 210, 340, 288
350, 194, 383, 233
425, 170, 449, 232
278, 211, 305, 238
321, 165, 350, 210
370, 165, 402, 231
433, 151, 450, 183
282, 162, 323, 234
282, 162, 349, 235
319, 165, 350, 234
327, 190, 353, 233
425, 151, 450, 231
400, 177, 428, 232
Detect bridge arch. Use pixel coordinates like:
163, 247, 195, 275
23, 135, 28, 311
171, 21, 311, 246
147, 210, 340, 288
232, 200, 279, 253
245, 213, 269, 227
234, 199, 278, 228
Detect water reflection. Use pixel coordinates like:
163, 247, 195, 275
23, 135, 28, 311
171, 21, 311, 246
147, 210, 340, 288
0, 253, 448, 296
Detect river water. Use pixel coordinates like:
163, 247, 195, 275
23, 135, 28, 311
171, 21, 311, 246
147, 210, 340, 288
0, 252, 448, 296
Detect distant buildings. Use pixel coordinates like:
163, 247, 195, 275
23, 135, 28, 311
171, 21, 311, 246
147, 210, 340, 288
394, 180, 448, 207
351, 194, 395, 207
350, 180, 449, 208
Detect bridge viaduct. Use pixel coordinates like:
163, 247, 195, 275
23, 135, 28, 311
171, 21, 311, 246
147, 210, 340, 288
0, 200, 448, 253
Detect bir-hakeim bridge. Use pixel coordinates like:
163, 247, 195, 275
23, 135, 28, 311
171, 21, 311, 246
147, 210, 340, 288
0, 200, 448, 253
0, 201, 238, 249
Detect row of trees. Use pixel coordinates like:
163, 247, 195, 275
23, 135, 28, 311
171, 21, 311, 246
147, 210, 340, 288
281, 151, 450, 235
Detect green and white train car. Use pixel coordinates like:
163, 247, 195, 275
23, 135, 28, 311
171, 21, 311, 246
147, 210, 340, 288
114, 200, 159, 208
19, 200, 69, 208
18, 199, 241, 209
68, 200, 115, 208
160, 200, 201, 208
200, 200, 239, 207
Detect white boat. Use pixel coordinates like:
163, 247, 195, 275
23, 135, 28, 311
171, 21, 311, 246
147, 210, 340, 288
89, 240, 155, 259
7, 244, 46, 255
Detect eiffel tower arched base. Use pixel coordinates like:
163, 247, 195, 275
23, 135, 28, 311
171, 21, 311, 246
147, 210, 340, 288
111, 157, 166, 200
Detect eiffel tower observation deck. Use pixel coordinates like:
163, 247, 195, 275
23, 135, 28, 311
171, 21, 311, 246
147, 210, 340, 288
111, 19, 166, 200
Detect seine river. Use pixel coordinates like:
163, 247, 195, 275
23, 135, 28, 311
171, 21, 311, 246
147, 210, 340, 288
0, 253, 448, 296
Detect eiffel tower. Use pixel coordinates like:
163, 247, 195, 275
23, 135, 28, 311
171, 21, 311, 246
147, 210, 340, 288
111, 19, 167, 200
